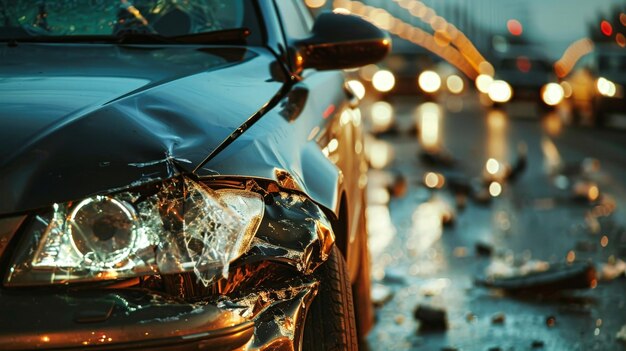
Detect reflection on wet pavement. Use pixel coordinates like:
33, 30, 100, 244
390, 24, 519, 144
364, 95, 626, 350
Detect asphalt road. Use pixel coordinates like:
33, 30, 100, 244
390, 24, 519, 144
363, 93, 626, 351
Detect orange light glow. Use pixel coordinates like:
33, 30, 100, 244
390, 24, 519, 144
334, 0, 489, 79
554, 38, 594, 78
601, 236, 609, 248
418, 102, 442, 151
566, 250, 576, 263
305, 0, 327, 8
617, 33, 626, 48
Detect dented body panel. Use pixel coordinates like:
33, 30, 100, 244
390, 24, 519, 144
0, 44, 285, 215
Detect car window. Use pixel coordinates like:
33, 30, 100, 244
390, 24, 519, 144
275, 0, 312, 39
0, 0, 263, 44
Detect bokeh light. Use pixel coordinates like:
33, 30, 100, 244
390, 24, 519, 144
616, 33, 626, 48
560, 81, 573, 98
418, 70, 442, 93
424, 172, 445, 189
372, 70, 396, 93
446, 75, 464, 94
597, 77, 616, 97
541, 83, 565, 106
487, 80, 513, 103
600, 20, 613, 36
305, 0, 327, 8
475, 74, 494, 94
347, 80, 366, 100
486, 158, 501, 175
370, 101, 394, 132
489, 182, 503, 197
507, 19, 523, 36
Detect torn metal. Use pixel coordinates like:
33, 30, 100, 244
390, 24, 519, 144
216, 277, 319, 351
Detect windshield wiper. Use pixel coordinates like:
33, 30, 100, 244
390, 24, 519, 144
163, 28, 250, 45
3, 28, 250, 45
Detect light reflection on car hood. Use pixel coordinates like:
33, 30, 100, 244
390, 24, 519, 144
0, 43, 285, 214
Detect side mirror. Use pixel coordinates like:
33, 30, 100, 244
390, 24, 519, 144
294, 12, 391, 71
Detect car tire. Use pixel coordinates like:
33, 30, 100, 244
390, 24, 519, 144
302, 246, 358, 351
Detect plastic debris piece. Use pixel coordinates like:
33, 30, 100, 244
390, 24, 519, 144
491, 312, 506, 325
388, 172, 408, 198
453, 246, 468, 258
466, 312, 477, 323
475, 241, 494, 257
394, 315, 405, 325
413, 305, 448, 330
371, 283, 394, 307
616, 325, 626, 343
419, 149, 456, 168
600, 259, 626, 281
531, 340, 545, 348
477, 261, 596, 293
572, 180, 601, 202
545, 315, 556, 328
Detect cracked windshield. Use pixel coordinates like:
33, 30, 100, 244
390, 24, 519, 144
0, 0, 247, 37
305, 0, 626, 349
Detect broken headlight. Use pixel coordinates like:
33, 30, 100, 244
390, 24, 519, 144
4, 177, 264, 287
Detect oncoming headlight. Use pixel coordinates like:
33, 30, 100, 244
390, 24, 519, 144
4, 177, 264, 287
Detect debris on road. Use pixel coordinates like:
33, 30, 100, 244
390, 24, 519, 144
599, 259, 626, 281
371, 283, 394, 307
505, 142, 528, 182
419, 149, 456, 168
477, 261, 597, 293
413, 304, 448, 330
531, 340, 545, 348
475, 241, 494, 257
545, 315, 557, 328
491, 312, 506, 325
388, 172, 408, 198
616, 325, 626, 343
453, 246, 468, 258
429, 195, 456, 226
572, 180, 601, 202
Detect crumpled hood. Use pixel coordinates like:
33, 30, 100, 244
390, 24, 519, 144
0, 43, 285, 215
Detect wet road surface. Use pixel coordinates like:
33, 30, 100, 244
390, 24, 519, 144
363, 94, 626, 350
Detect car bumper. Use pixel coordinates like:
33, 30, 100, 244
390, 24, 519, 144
0, 277, 319, 350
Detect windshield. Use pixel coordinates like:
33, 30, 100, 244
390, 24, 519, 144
0, 0, 262, 43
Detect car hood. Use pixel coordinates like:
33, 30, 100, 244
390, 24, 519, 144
0, 43, 285, 215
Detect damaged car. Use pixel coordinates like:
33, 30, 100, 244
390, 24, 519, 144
0, 0, 390, 350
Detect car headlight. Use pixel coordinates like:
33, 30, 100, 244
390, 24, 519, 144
4, 177, 264, 287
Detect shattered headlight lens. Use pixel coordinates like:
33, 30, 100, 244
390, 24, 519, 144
4, 178, 264, 287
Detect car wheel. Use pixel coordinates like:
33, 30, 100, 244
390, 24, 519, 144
302, 246, 358, 351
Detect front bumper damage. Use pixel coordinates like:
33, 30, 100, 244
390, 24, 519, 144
0, 182, 335, 351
